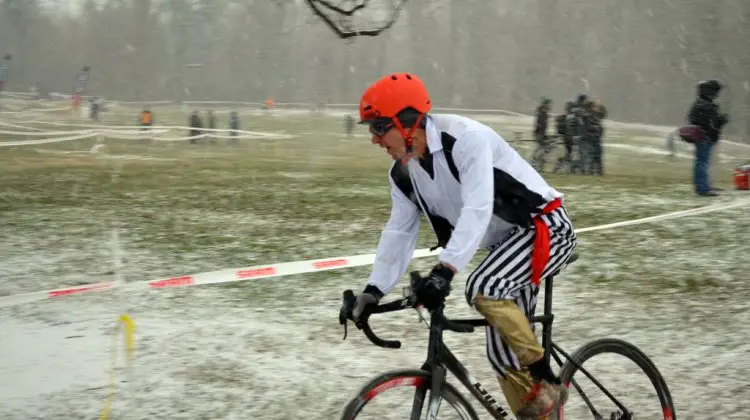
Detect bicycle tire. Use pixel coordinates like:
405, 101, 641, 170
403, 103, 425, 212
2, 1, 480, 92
340, 369, 480, 420
555, 338, 676, 420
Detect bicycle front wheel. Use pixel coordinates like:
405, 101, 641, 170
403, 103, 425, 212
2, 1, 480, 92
555, 338, 676, 420
340, 369, 479, 420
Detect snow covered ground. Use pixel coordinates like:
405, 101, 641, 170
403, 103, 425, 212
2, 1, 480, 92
1, 103, 749, 419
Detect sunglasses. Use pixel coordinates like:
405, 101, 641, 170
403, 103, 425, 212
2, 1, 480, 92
368, 119, 394, 137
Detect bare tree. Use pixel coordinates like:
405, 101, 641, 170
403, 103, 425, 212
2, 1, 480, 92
0, 0, 747, 137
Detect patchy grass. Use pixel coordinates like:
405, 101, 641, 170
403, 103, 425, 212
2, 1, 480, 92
1, 109, 745, 294
0, 107, 748, 419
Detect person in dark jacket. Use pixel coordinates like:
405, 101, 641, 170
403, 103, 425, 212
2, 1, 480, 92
344, 114, 355, 139
687, 80, 729, 196
566, 98, 588, 173
534, 97, 551, 141
560, 101, 575, 168
229, 111, 240, 145
206, 110, 217, 144
530, 97, 552, 171
0, 54, 11, 93
552, 113, 572, 173
189, 111, 203, 144
584, 98, 607, 175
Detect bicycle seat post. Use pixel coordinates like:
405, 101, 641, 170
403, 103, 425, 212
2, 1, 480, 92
541, 274, 554, 366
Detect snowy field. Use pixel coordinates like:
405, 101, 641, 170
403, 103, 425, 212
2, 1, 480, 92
1, 101, 749, 419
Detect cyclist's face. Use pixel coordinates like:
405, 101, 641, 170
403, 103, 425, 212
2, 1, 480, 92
371, 122, 407, 160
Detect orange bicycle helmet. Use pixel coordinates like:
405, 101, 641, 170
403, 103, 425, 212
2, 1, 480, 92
359, 73, 431, 147
359, 72, 431, 122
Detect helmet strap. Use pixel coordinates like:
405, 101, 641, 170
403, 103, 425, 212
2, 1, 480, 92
392, 113, 424, 156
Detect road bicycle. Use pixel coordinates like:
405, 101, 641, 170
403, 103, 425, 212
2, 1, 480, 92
339, 253, 676, 419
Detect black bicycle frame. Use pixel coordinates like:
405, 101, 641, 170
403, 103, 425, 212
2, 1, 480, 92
410, 275, 560, 420
341, 253, 635, 419
406, 272, 631, 419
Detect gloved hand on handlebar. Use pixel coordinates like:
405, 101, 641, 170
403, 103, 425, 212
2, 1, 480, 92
411, 263, 454, 311
345, 285, 384, 328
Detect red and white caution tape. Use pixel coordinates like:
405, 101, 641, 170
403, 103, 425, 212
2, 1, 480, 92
1, 91, 38, 98
0, 105, 70, 115
0, 121, 48, 131
0, 128, 94, 136
0, 281, 118, 307
15, 119, 290, 135
0, 124, 294, 147
572, 198, 748, 233
0, 198, 746, 309
0, 132, 99, 146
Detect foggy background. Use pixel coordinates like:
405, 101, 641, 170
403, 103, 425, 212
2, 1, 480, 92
0, 0, 748, 138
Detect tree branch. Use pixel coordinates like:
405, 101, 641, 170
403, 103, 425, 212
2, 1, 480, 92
313, 0, 368, 16
304, 0, 407, 39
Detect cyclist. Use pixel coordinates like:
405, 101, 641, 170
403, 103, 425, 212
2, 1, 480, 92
349, 73, 576, 419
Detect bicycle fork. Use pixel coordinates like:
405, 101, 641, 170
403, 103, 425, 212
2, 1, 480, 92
427, 365, 447, 419
409, 364, 446, 420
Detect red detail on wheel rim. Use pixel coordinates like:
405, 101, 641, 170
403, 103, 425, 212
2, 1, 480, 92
557, 380, 671, 420
663, 407, 673, 420
557, 381, 571, 420
364, 376, 425, 402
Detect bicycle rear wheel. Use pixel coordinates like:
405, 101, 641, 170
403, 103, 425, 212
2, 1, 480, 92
340, 369, 479, 420
554, 338, 676, 420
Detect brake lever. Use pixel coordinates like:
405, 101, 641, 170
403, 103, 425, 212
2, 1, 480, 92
340, 313, 348, 341
339, 305, 349, 340
340, 290, 356, 341
402, 280, 428, 327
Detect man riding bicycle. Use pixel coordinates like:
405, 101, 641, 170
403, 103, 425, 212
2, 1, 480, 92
348, 73, 577, 419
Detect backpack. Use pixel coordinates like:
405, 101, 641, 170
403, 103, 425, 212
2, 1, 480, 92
677, 125, 707, 144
